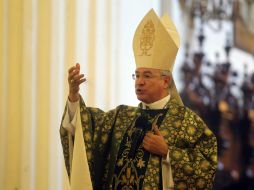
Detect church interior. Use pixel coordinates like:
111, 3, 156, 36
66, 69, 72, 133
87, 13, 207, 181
177, 0, 254, 189
0, 0, 254, 189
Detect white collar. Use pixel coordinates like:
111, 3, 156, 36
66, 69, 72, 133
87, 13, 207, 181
142, 94, 170, 110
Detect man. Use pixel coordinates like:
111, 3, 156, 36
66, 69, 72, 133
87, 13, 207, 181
60, 9, 217, 189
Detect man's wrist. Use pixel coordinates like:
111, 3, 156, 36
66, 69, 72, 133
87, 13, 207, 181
68, 93, 80, 102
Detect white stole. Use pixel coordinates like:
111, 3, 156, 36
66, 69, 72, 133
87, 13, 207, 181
69, 106, 93, 190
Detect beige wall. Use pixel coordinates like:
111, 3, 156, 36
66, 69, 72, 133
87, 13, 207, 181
0, 0, 76, 189
0, 0, 166, 189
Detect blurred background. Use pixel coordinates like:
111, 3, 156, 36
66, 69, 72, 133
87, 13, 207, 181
0, 0, 254, 189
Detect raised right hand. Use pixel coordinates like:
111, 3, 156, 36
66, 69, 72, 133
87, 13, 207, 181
68, 63, 86, 102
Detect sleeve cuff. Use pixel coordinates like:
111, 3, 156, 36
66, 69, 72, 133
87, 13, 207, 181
62, 99, 79, 135
67, 99, 79, 120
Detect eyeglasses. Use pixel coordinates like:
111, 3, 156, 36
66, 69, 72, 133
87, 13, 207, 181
132, 73, 166, 80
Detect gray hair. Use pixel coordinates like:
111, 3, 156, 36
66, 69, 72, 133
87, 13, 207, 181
160, 70, 172, 89
160, 70, 171, 77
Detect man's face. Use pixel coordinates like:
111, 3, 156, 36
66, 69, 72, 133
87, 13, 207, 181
134, 68, 170, 104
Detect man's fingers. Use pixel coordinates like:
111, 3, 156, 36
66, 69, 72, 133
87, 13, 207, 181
68, 63, 81, 79
143, 135, 151, 142
68, 69, 80, 81
67, 63, 82, 102
142, 139, 150, 149
71, 76, 86, 86
78, 78, 86, 84
68, 67, 86, 85
68, 65, 77, 73
68, 63, 80, 72
73, 74, 85, 81
145, 132, 154, 139
73, 78, 86, 87
143, 134, 156, 145
153, 125, 162, 136
143, 138, 156, 150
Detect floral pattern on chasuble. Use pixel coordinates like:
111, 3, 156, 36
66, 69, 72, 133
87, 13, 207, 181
60, 97, 217, 190
161, 98, 217, 190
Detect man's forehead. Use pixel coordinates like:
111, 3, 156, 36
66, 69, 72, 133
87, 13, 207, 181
135, 68, 160, 73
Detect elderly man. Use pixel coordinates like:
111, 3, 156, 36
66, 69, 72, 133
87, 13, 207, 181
60, 9, 217, 190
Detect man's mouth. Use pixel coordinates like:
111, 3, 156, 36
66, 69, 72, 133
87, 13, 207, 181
136, 88, 144, 94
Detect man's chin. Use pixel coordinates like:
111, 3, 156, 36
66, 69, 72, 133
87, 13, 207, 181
136, 95, 146, 103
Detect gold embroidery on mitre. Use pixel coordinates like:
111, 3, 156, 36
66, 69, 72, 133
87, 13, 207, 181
139, 20, 155, 56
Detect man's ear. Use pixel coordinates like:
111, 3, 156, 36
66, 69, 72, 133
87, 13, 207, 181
163, 76, 171, 89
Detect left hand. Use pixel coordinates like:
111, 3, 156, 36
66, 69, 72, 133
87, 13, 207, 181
142, 125, 168, 158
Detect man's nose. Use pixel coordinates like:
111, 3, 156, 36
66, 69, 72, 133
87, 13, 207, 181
136, 77, 145, 85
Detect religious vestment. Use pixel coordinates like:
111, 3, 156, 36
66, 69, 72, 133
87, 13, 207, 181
60, 97, 217, 190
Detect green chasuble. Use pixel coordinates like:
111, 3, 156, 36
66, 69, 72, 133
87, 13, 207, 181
60, 97, 217, 190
